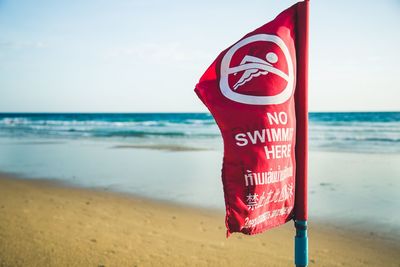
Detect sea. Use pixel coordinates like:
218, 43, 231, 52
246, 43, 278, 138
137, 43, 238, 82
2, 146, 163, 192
0, 112, 399, 238
0, 112, 399, 153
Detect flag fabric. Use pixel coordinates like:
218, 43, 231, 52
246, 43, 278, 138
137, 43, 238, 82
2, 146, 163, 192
195, 2, 307, 236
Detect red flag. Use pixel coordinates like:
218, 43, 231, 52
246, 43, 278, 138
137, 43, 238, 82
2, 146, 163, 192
195, 2, 308, 236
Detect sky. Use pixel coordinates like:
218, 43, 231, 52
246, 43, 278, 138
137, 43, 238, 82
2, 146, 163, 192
0, 0, 399, 112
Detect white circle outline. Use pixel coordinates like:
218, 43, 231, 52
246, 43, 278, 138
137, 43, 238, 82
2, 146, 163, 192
219, 34, 294, 105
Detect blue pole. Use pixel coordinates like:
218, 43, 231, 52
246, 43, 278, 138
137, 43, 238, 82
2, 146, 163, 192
295, 220, 308, 267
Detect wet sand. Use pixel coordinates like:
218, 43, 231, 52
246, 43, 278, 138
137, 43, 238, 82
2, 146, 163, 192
0, 173, 399, 267
111, 144, 209, 152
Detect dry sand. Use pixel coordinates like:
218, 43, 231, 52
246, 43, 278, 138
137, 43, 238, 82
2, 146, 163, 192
0, 173, 399, 267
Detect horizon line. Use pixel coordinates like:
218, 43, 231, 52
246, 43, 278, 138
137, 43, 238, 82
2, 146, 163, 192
0, 110, 399, 114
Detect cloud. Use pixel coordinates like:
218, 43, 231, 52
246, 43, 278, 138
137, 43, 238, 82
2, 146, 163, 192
104, 42, 211, 64
0, 40, 48, 49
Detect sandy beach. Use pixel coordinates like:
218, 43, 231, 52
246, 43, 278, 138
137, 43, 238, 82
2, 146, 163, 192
0, 172, 399, 267
1, 0, 400, 264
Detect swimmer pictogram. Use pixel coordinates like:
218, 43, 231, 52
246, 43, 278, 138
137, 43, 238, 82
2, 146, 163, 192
219, 34, 294, 105
232, 52, 289, 90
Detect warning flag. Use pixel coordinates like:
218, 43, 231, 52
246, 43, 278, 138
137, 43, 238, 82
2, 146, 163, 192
195, 2, 308, 236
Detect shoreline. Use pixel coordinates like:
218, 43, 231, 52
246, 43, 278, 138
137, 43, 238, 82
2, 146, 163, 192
2, 168, 400, 244
1, 172, 399, 266
2, 156, 400, 244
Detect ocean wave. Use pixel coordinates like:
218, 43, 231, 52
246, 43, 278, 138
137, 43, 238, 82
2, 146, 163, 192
342, 137, 400, 143
0, 117, 216, 129
309, 112, 400, 123
0, 117, 31, 125
95, 131, 185, 138
91, 128, 219, 138
183, 119, 215, 125
1, 112, 399, 153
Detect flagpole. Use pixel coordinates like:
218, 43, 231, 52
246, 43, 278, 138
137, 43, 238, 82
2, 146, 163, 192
294, 0, 309, 267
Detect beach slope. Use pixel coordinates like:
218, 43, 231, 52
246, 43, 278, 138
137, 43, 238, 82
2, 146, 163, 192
0, 173, 399, 267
